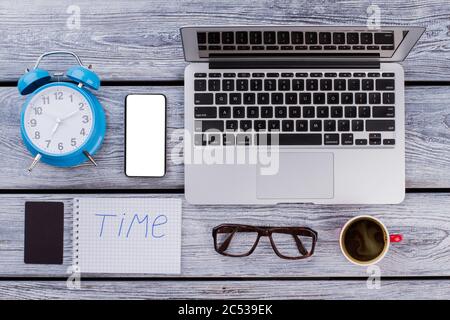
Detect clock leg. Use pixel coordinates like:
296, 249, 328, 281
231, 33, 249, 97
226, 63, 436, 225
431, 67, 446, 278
27, 153, 42, 172
83, 151, 98, 167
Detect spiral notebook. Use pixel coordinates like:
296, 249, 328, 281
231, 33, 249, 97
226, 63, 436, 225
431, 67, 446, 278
73, 198, 182, 274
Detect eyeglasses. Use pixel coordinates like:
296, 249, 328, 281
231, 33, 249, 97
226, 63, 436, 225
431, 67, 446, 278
212, 224, 318, 260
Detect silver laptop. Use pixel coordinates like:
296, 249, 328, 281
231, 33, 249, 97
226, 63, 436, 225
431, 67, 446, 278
181, 26, 424, 205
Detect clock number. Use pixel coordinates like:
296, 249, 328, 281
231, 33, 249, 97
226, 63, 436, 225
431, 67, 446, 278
45, 140, 51, 148
71, 138, 77, 147
58, 142, 64, 151
54, 92, 63, 100
30, 119, 37, 127
80, 128, 86, 136
42, 96, 50, 105
82, 115, 89, 123
34, 131, 40, 139
79, 102, 85, 111
69, 94, 73, 103
33, 107, 43, 115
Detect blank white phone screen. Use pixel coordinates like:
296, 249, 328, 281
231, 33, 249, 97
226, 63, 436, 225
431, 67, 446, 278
125, 94, 166, 177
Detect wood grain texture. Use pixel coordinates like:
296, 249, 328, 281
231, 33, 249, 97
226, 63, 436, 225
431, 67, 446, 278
1, 280, 450, 299
0, 0, 448, 81
0, 193, 449, 278
0, 86, 449, 189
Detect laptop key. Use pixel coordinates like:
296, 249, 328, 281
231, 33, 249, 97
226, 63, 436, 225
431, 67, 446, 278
243, 93, 256, 104
254, 120, 266, 131
229, 93, 241, 105
236, 134, 252, 145
282, 120, 294, 131
347, 33, 359, 44
366, 120, 395, 131
250, 79, 263, 91
317, 106, 329, 118
194, 80, 207, 91
250, 31, 262, 44
341, 133, 354, 145
355, 93, 367, 104
296, 120, 308, 131
313, 93, 326, 104
334, 79, 346, 90
208, 32, 220, 44
226, 120, 238, 131
356, 139, 368, 145
219, 107, 231, 118
257, 133, 322, 145
236, 79, 249, 91
359, 106, 371, 118
383, 92, 395, 104
344, 106, 357, 118
194, 134, 206, 146
376, 79, 395, 90
327, 92, 339, 104
233, 107, 245, 118
200, 120, 224, 132
324, 134, 339, 145
305, 32, 317, 44
362, 79, 374, 90
223, 134, 235, 145
197, 33, 207, 44
352, 120, 364, 131
324, 120, 336, 131
341, 93, 353, 104
300, 93, 312, 104
222, 32, 234, 44
268, 120, 280, 131
215, 93, 227, 105
195, 106, 217, 118
360, 33, 373, 44
291, 32, 304, 44
222, 79, 234, 91
348, 79, 360, 91
331, 106, 343, 118
374, 33, 394, 44
285, 92, 297, 104
277, 31, 290, 44
208, 79, 220, 91
333, 32, 345, 44
275, 106, 287, 118
338, 119, 350, 131
258, 93, 270, 104
319, 32, 331, 44
306, 79, 318, 91
289, 106, 301, 118
310, 120, 322, 131
207, 134, 221, 145
320, 79, 332, 91
261, 106, 273, 118
240, 120, 252, 131
369, 92, 381, 104
292, 79, 304, 90
264, 79, 277, 91
194, 93, 214, 105
278, 79, 290, 90
263, 31, 276, 44
383, 139, 396, 145
247, 106, 259, 118
372, 107, 395, 118
303, 106, 315, 118
236, 31, 248, 44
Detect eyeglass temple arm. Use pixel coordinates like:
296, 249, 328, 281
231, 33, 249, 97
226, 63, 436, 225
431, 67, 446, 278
217, 230, 237, 253
292, 234, 309, 256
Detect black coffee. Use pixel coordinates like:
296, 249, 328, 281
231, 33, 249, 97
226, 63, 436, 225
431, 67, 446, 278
343, 218, 386, 262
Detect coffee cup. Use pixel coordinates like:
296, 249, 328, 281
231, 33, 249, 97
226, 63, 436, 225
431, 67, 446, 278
339, 215, 402, 266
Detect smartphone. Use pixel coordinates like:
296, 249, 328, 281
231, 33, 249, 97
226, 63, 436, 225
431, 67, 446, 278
125, 94, 166, 177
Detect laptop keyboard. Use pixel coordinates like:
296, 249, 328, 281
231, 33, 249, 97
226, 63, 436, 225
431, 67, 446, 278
193, 71, 396, 147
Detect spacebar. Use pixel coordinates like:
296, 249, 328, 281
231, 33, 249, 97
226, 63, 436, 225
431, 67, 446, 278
257, 133, 322, 145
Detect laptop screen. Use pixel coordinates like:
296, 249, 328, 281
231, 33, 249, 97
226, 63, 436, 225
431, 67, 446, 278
181, 26, 425, 63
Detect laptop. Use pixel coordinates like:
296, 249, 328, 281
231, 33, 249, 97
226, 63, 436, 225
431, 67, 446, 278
181, 26, 425, 205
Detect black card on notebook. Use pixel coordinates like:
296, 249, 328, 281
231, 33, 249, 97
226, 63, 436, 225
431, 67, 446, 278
24, 201, 64, 264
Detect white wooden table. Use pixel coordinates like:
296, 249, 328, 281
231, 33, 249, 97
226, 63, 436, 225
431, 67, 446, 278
0, 0, 449, 299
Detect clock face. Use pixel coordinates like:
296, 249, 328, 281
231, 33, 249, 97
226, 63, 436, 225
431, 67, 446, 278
23, 85, 94, 155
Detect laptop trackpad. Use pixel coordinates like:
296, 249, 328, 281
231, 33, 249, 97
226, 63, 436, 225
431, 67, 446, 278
256, 152, 334, 200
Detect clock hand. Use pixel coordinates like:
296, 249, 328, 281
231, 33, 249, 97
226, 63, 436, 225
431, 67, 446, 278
60, 110, 80, 121
49, 118, 62, 138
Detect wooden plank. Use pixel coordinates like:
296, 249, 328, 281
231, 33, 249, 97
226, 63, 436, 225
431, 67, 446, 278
0, 193, 449, 277
1, 280, 450, 299
0, 86, 449, 189
0, 0, 448, 81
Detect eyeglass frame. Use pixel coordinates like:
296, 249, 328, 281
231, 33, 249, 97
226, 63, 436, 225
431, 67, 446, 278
212, 224, 318, 260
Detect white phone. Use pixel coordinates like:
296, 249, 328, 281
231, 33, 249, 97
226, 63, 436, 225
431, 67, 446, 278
125, 94, 166, 177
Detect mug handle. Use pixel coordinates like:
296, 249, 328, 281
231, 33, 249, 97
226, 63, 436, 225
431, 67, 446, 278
390, 234, 403, 243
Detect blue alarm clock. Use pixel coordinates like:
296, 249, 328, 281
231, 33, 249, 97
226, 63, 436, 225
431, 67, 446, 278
18, 51, 106, 171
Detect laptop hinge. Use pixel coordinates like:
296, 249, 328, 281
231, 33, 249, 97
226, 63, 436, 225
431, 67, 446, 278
209, 60, 381, 69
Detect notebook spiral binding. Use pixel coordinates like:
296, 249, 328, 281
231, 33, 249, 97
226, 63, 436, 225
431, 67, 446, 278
73, 198, 80, 267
